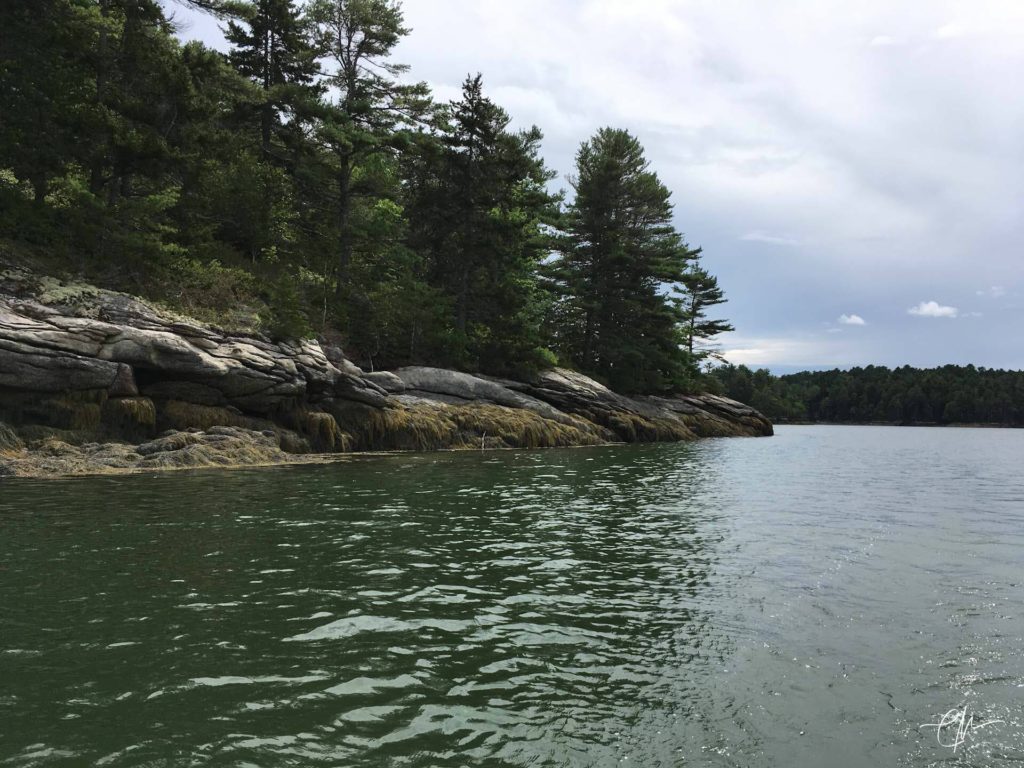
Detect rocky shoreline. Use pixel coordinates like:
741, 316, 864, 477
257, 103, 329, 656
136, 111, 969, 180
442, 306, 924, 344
0, 269, 771, 478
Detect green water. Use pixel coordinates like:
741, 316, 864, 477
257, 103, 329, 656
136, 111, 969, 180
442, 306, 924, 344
2, 426, 1024, 766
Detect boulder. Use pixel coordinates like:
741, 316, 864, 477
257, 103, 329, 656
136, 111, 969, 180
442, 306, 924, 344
391, 367, 578, 424
361, 370, 406, 393
0, 337, 124, 393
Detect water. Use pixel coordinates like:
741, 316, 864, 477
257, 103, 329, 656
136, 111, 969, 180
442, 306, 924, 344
2, 425, 1024, 767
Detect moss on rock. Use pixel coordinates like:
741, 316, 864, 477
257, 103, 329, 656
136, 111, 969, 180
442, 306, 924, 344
325, 401, 458, 452
269, 405, 350, 453
3, 390, 108, 433
325, 399, 606, 452
102, 397, 157, 441
297, 410, 350, 453
135, 427, 288, 470
450, 404, 605, 449
605, 411, 695, 443
158, 400, 252, 432
0, 422, 24, 455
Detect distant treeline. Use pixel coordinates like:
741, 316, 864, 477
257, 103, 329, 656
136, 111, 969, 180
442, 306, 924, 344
711, 364, 1024, 426
0, 0, 733, 395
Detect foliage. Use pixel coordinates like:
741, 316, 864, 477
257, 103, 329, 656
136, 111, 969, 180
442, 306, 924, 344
0, 0, 735, 392
405, 75, 560, 373
547, 128, 702, 393
711, 364, 1024, 426
679, 261, 734, 362
307, 0, 430, 293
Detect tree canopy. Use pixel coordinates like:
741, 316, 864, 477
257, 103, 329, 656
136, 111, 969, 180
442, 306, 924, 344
0, 0, 734, 393
710, 364, 1024, 425
548, 128, 702, 393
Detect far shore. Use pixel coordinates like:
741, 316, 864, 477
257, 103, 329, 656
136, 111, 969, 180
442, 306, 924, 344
774, 420, 1022, 429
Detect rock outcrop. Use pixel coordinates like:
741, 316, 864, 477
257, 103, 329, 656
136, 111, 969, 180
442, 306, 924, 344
0, 268, 771, 478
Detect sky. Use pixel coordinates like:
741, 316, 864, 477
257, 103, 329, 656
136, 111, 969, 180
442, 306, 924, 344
163, 0, 1024, 373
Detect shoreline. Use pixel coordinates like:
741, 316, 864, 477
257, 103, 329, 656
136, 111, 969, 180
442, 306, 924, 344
0, 437, 659, 481
0, 269, 772, 481
775, 420, 1022, 429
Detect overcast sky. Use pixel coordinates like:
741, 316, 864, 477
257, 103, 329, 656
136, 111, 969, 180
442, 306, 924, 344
166, 0, 1024, 372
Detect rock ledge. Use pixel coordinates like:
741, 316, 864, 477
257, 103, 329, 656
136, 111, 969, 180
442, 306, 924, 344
0, 270, 771, 478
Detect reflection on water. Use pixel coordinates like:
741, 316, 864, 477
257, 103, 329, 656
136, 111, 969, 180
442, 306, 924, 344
2, 426, 1024, 766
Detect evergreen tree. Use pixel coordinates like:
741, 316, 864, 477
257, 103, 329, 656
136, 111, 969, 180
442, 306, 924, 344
405, 75, 558, 372
711, 364, 1024, 426
225, 0, 317, 157
0, 0, 92, 209
308, 0, 430, 296
2, 0, 206, 271
679, 263, 734, 362
1, 0, 753, 385
552, 128, 697, 393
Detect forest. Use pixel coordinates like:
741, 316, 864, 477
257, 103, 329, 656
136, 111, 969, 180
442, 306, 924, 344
712, 364, 1024, 426
0, 0, 734, 395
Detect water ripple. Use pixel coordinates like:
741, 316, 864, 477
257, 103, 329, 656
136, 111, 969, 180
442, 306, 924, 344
2, 427, 1024, 766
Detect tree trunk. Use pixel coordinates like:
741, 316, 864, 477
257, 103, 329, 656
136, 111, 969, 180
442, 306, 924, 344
31, 174, 47, 208
456, 269, 468, 334
334, 154, 353, 299
261, 31, 272, 155
261, 102, 272, 156
90, 0, 110, 197
582, 307, 595, 368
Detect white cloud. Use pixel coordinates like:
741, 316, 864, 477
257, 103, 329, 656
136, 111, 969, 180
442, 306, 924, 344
838, 313, 866, 325
976, 286, 1006, 298
934, 22, 966, 40
720, 334, 840, 367
739, 230, 801, 246
868, 35, 899, 47
907, 300, 958, 318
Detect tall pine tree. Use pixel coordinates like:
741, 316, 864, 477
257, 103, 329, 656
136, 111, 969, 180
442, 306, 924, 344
308, 0, 429, 297
406, 75, 558, 373
551, 128, 698, 393
225, 0, 317, 157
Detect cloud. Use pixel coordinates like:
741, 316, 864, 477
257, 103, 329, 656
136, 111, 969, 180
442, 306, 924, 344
976, 286, 1006, 298
838, 313, 866, 326
934, 22, 966, 40
868, 35, 900, 47
739, 230, 800, 246
720, 333, 841, 367
907, 300, 958, 318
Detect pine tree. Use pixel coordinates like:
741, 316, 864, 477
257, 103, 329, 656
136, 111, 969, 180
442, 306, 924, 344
0, 0, 92, 208
405, 75, 558, 372
679, 263, 734, 362
308, 0, 430, 296
552, 128, 697, 393
225, 0, 318, 157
